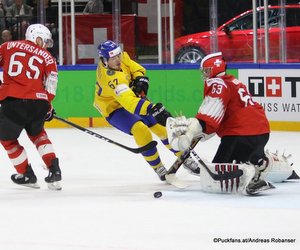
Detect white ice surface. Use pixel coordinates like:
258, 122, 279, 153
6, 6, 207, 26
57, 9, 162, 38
1, 128, 300, 250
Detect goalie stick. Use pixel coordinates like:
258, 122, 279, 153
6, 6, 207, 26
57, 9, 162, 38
167, 142, 244, 181
53, 115, 157, 154
166, 150, 244, 190
190, 150, 244, 181
165, 138, 243, 188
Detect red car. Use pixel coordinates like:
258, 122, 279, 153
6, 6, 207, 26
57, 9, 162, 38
174, 5, 300, 63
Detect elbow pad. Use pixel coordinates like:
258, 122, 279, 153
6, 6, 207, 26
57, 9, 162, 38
44, 71, 58, 95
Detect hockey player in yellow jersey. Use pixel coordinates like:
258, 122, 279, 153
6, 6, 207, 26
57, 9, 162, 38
93, 40, 200, 181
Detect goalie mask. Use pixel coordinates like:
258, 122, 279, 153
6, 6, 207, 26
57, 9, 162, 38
200, 52, 226, 80
25, 24, 53, 48
97, 40, 122, 68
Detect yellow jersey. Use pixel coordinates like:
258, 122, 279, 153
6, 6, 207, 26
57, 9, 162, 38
94, 52, 152, 118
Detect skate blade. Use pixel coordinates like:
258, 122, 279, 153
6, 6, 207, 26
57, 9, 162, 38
246, 182, 276, 195
18, 183, 40, 189
47, 181, 62, 191
183, 166, 200, 176
187, 170, 200, 177
165, 174, 189, 189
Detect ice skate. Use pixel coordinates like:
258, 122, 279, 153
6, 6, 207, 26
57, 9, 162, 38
154, 165, 167, 181
11, 165, 40, 189
183, 156, 200, 176
45, 158, 62, 190
246, 179, 275, 195
245, 161, 275, 195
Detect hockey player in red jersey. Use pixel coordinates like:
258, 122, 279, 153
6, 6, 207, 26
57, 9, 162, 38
0, 24, 62, 190
167, 52, 297, 194
168, 52, 270, 164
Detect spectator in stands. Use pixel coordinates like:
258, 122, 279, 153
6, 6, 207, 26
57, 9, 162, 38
1, 0, 14, 12
0, 2, 5, 32
6, 0, 32, 17
32, 0, 58, 61
1, 29, 12, 43
83, 0, 104, 14
6, 0, 33, 39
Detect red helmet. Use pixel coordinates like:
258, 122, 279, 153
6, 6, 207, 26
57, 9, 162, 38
200, 52, 226, 80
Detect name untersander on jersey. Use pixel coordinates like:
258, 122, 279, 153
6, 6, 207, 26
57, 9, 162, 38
6, 41, 54, 66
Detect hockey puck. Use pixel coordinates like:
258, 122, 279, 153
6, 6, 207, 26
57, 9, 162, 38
153, 191, 162, 198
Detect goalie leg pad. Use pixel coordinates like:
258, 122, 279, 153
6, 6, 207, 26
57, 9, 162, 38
199, 161, 255, 195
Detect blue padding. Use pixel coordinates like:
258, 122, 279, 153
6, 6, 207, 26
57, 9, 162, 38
227, 63, 300, 69
58, 64, 97, 71
57, 63, 300, 71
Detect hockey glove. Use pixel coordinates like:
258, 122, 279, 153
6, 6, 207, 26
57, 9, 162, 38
45, 105, 56, 122
129, 76, 149, 97
148, 103, 172, 126
166, 116, 203, 151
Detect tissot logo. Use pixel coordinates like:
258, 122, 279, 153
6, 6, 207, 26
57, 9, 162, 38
248, 76, 300, 98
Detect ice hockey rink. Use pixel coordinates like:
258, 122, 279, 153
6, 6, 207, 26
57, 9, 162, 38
0, 127, 300, 250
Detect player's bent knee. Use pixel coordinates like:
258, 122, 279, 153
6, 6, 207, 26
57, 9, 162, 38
131, 121, 153, 146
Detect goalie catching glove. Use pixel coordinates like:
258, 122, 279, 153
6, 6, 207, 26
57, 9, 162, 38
166, 116, 204, 151
129, 76, 149, 97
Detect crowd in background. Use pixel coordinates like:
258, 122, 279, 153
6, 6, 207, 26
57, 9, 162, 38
1, 0, 299, 64
0, 0, 33, 43
0, 0, 57, 62
0, 0, 110, 61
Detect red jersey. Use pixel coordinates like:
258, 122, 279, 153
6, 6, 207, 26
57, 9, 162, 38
0, 40, 57, 101
196, 74, 270, 137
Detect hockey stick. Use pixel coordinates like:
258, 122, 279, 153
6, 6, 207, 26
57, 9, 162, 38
167, 138, 201, 175
165, 138, 201, 189
53, 115, 157, 154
